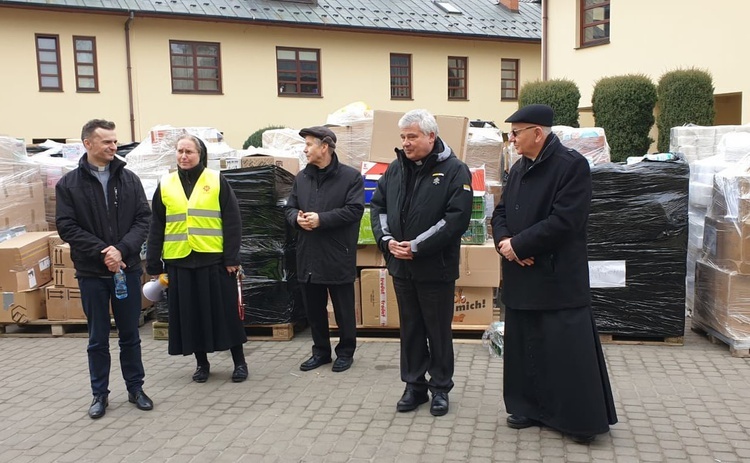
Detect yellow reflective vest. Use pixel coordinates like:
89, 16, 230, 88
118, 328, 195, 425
161, 169, 223, 259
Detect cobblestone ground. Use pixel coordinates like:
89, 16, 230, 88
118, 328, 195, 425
0, 319, 749, 463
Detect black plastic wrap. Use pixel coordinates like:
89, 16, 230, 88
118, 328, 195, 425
222, 165, 294, 207
225, 165, 303, 325
588, 158, 689, 337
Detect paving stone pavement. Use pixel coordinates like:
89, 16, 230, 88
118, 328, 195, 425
1, 319, 749, 463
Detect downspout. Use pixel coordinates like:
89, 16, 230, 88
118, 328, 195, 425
125, 11, 136, 142
542, 0, 548, 81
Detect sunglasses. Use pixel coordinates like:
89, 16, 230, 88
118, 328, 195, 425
509, 126, 539, 138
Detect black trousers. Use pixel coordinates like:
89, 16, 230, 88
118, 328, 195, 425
392, 277, 455, 394
301, 282, 357, 359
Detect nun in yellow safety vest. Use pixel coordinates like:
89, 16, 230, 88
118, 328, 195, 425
146, 133, 248, 383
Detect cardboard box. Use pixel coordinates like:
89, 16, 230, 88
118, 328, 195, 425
702, 216, 750, 273
369, 110, 469, 163
0, 260, 52, 292
0, 231, 56, 269
52, 243, 73, 268
356, 245, 386, 267
327, 278, 362, 328
694, 260, 750, 339
329, 119, 373, 167
1, 288, 46, 323
456, 241, 502, 287
240, 151, 300, 175
359, 268, 399, 328
45, 286, 86, 321
452, 286, 494, 326
45, 286, 68, 321
53, 267, 78, 288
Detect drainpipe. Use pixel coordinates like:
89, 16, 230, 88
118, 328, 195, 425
542, 0, 548, 81
125, 11, 136, 142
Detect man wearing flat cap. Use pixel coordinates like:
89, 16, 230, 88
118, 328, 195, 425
286, 126, 364, 372
491, 104, 617, 444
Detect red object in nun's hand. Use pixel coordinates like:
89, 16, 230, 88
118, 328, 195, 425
237, 266, 245, 321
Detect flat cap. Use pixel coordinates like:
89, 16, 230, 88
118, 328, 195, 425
299, 126, 336, 149
505, 104, 554, 127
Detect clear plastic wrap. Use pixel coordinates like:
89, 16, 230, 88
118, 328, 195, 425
481, 321, 505, 358
465, 128, 503, 183
588, 157, 689, 337
670, 124, 750, 163
553, 126, 611, 165
261, 128, 307, 169
0, 136, 48, 233
329, 119, 373, 169
693, 162, 750, 342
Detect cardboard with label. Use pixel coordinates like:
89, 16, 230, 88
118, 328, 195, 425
0, 231, 55, 291
53, 267, 78, 288
368, 110, 469, 164
359, 268, 400, 328
452, 286, 494, 326
356, 245, 386, 268
52, 243, 74, 268
45, 286, 87, 321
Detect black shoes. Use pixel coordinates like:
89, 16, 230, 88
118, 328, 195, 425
332, 357, 353, 372
571, 434, 596, 444
192, 364, 210, 383
232, 363, 249, 382
88, 394, 108, 419
396, 388, 429, 412
128, 390, 154, 411
506, 414, 541, 429
430, 392, 449, 417
300, 355, 332, 371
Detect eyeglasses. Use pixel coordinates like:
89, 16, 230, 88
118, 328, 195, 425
509, 126, 539, 138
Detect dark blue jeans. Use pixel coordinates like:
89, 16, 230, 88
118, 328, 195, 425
78, 271, 145, 396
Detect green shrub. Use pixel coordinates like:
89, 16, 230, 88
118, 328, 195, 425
656, 68, 715, 152
243, 125, 287, 149
591, 74, 657, 162
518, 79, 581, 127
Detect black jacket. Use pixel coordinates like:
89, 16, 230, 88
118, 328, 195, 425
145, 164, 242, 275
491, 133, 592, 310
55, 154, 151, 277
370, 137, 473, 282
285, 153, 365, 285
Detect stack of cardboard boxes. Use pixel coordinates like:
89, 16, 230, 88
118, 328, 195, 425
45, 240, 87, 321
0, 231, 56, 324
694, 171, 750, 340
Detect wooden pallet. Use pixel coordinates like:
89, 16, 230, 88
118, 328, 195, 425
330, 324, 487, 340
599, 333, 684, 346
0, 319, 96, 338
0, 306, 158, 338
152, 321, 305, 341
691, 320, 750, 358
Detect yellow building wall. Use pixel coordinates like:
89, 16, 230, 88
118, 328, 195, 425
0, 9, 131, 142
0, 8, 541, 148
546, 1, 748, 123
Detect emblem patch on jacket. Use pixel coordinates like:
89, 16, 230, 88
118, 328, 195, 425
203, 185, 211, 192
463, 184, 471, 191
433, 177, 441, 185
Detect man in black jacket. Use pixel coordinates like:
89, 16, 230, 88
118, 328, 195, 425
56, 119, 153, 419
370, 109, 473, 417
286, 126, 364, 373
491, 104, 617, 444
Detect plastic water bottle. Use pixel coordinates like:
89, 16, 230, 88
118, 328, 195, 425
114, 269, 128, 300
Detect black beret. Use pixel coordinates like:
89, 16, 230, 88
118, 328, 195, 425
505, 104, 554, 127
299, 126, 337, 149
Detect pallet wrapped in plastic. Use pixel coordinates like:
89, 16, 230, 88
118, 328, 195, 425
588, 157, 689, 337
465, 127, 503, 183
0, 136, 48, 234
224, 165, 304, 325
553, 126, 611, 166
